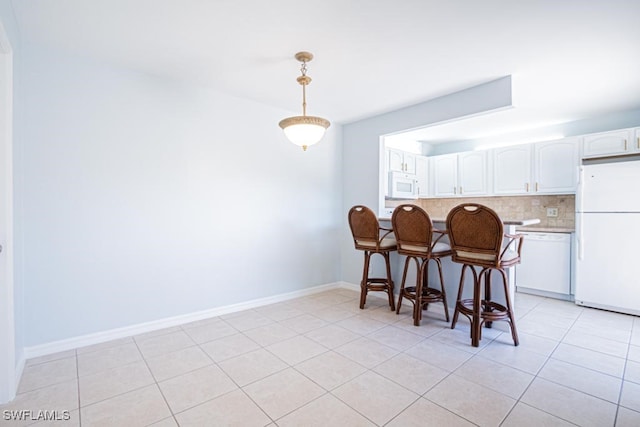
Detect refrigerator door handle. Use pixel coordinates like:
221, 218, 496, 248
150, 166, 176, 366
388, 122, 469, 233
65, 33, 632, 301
577, 212, 584, 261
577, 166, 584, 214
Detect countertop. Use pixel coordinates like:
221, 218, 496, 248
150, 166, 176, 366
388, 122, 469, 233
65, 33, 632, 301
379, 217, 541, 227
516, 226, 575, 233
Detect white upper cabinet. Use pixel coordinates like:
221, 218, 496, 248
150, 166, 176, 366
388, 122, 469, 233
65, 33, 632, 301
387, 148, 416, 173
493, 139, 579, 195
458, 151, 488, 196
582, 129, 634, 158
433, 154, 458, 197
493, 145, 532, 194
433, 151, 488, 197
534, 138, 579, 194
415, 155, 429, 197
388, 148, 404, 172
403, 152, 417, 174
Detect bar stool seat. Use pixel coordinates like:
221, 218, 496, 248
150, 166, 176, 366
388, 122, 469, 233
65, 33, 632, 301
348, 205, 396, 311
446, 203, 523, 347
392, 204, 452, 326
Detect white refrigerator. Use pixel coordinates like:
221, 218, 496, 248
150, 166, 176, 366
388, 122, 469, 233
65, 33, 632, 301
575, 159, 640, 315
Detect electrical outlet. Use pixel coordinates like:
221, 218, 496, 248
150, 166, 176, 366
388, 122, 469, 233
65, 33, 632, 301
547, 207, 559, 217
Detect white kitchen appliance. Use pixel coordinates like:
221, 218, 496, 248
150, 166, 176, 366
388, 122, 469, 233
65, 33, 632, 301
388, 171, 418, 199
517, 232, 572, 300
575, 159, 640, 315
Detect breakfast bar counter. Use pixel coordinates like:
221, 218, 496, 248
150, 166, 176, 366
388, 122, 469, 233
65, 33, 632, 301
379, 216, 541, 310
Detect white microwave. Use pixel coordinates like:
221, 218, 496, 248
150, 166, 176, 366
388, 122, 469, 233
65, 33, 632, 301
388, 171, 418, 199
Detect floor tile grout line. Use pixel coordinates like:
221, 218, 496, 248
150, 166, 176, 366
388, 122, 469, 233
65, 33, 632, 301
201, 328, 321, 427
420, 394, 482, 427
268, 391, 333, 425
545, 350, 627, 381
613, 316, 635, 426
162, 323, 269, 421
326, 376, 408, 427
22, 351, 78, 369
131, 335, 179, 426
75, 349, 82, 427
12, 372, 78, 397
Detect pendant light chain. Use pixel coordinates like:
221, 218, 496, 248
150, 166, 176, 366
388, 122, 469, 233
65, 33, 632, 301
300, 59, 308, 116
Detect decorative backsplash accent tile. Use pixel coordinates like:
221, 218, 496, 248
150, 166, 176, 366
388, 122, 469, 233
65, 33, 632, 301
386, 195, 575, 228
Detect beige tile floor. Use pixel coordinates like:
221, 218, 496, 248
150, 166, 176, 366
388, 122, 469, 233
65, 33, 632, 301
3, 288, 640, 426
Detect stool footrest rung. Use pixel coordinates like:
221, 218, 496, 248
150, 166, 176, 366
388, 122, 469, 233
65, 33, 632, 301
455, 299, 510, 321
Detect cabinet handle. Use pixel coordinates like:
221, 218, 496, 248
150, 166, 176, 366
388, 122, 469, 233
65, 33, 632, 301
460, 186, 463, 194
536, 182, 539, 192
454, 186, 457, 194
624, 139, 627, 150
526, 183, 529, 192
637, 137, 639, 150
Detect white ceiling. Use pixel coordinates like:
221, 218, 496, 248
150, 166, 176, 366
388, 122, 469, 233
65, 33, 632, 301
9, 0, 640, 143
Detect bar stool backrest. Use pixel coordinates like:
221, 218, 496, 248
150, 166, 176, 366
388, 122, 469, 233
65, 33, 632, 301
348, 205, 382, 250
391, 204, 434, 256
446, 203, 504, 268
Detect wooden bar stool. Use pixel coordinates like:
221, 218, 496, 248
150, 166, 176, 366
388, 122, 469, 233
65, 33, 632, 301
392, 204, 452, 326
446, 203, 523, 347
348, 205, 396, 311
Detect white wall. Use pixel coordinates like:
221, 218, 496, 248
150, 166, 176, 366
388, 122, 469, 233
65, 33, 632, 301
18, 48, 342, 347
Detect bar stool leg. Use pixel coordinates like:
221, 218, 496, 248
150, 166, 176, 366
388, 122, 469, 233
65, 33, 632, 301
435, 258, 450, 322
396, 257, 412, 315
451, 264, 468, 330
472, 271, 482, 347
499, 268, 519, 346
484, 269, 493, 329
421, 259, 429, 316
414, 259, 426, 326
383, 252, 396, 311
359, 251, 371, 309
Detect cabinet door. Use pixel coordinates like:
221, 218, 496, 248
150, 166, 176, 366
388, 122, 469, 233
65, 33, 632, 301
388, 148, 404, 172
634, 128, 640, 153
516, 233, 571, 296
432, 154, 458, 197
582, 129, 632, 158
493, 145, 532, 194
403, 152, 417, 174
458, 151, 487, 196
534, 138, 579, 194
415, 155, 429, 197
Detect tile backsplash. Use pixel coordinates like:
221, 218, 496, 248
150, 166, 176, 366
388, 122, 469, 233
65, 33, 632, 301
386, 195, 575, 229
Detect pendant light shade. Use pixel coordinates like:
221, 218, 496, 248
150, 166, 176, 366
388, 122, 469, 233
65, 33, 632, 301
279, 116, 330, 149
279, 52, 330, 151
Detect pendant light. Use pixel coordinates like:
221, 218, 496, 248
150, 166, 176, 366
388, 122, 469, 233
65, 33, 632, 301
279, 51, 330, 151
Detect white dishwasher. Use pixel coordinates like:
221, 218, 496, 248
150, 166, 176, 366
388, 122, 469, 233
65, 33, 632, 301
516, 232, 572, 300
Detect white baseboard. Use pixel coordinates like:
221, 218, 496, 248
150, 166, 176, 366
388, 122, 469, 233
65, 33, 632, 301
23, 282, 343, 360
337, 281, 359, 292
